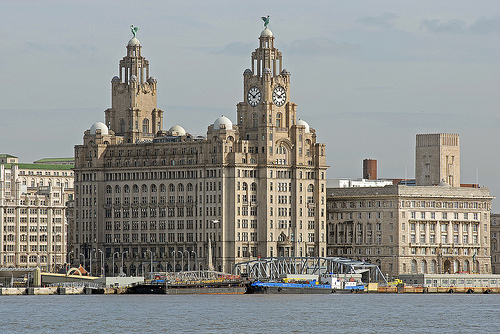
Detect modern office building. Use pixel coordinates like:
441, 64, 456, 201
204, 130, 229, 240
0, 154, 74, 271
73, 25, 327, 275
327, 135, 494, 277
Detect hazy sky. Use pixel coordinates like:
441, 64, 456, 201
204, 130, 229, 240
1, 1, 499, 206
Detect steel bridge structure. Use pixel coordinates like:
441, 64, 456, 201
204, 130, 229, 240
232, 257, 387, 284
164, 270, 234, 283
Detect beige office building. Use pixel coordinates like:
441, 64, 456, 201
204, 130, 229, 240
73, 26, 327, 275
0, 154, 74, 271
327, 134, 493, 277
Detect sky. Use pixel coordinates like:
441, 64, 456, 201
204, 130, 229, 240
1, 1, 499, 206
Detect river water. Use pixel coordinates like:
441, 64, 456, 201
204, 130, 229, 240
1, 294, 499, 333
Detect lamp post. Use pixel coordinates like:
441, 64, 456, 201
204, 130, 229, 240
146, 250, 153, 279
184, 250, 190, 271
191, 251, 197, 271
89, 249, 94, 276
178, 251, 184, 272
121, 251, 128, 276
80, 253, 86, 272
112, 252, 119, 277
98, 249, 105, 277
172, 251, 176, 273
67, 250, 74, 273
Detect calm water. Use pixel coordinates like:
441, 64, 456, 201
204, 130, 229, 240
1, 294, 499, 333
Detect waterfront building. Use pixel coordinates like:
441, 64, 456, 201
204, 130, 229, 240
0, 154, 74, 271
326, 134, 493, 278
73, 25, 327, 275
490, 213, 500, 274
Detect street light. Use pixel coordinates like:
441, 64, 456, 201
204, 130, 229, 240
89, 249, 94, 276
97, 249, 105, 277
121, 251, 128, 276
67, 250, 74, 273
80, 253, 86, 273
184, 250, 190, 271
112, 252, 119, 277
172, 251, 176, 273
178, 251, 184, 272
146, 250, 153, 279
191, 251, 197, 271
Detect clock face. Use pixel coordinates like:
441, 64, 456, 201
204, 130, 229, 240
272, 86, 286, 107
247, 87, 261, 107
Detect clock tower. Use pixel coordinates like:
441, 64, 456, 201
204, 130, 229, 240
235, 22, 328, 259
104, 32, 163, 143
237, 27, 297, 161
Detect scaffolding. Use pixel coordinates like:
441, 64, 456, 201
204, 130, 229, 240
233, 257, 387, 284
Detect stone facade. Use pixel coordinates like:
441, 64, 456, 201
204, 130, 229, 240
73, 27, 327, 276
415, 133, 460, 187
327, 184, 493, 278
0, 155, 74, 271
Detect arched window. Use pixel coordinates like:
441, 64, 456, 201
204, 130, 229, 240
430, 260, 437, 273
421, 260, 427, 274
169, 184, 175, 192
411, 259, 417, 274
151, 184, 157, 192
250, 182, 257, 191
133, 184, 139, 193
115, 185, 121, 193
463, 260, 469, 272
124, 185, 130, 193
276, 113, 282, 128
242, 182, 248, 191
178, 184, 184, 192
106, 185, 112, 194
187, 183, 193, 192
141, 184, 148, 192
160, 184, 166, 192
142, 118, 149, 133
307, 184, 314, 192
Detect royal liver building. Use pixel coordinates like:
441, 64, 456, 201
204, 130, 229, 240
73, 24, 327, 275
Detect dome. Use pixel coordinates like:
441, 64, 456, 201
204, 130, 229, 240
111, 76, 121, 82
89, 122, 109, 135
130, 75, 138, 82
169, 125, 186, 136
281, 69, 291, 76
128, 37, 140, 46
297, 119, 310, 133
147, 76, 157, 83
263, 67, 272, 75
260, 28, 273, 37
214, 115, 233, 130
243, 68, 253, 75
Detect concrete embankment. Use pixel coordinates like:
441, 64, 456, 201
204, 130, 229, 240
375, 286, 500, 293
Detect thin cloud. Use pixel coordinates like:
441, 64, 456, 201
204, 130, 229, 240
421, 16, 500, 34
287, 38, 360, 56
23, 41, 97, 55
191, 42, 253, 56
357, 13, 397, 29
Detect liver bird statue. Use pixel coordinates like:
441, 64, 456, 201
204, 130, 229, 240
130, 25, 140, 38
261, 15, 270, 29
